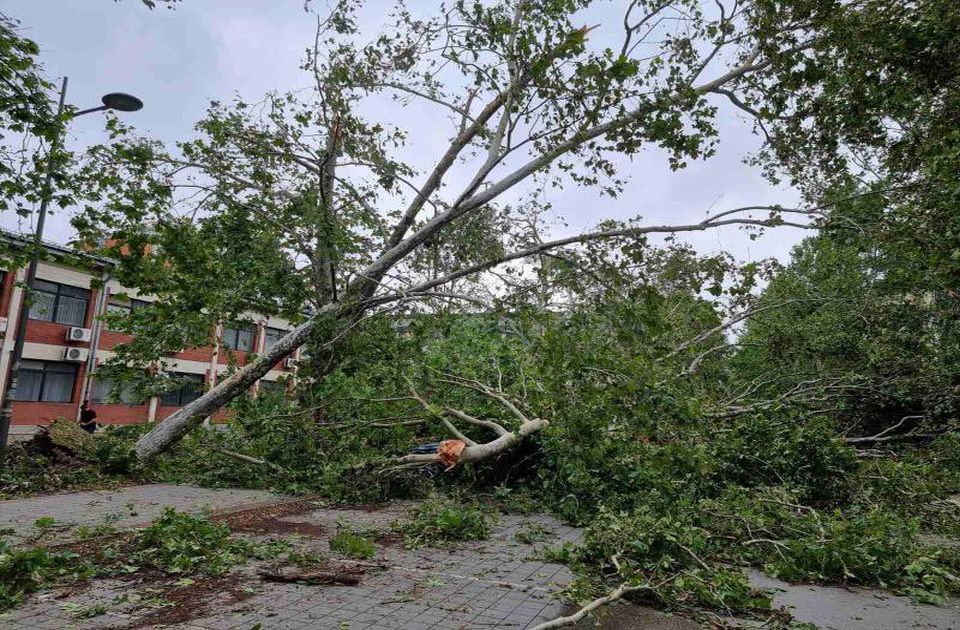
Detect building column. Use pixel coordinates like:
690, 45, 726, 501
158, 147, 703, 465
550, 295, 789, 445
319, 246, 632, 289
0, 268, 26, 401
290, 345, 302, 390
252, 321, 267, 395
77, 271, 111, 420
203, 322, 222, 427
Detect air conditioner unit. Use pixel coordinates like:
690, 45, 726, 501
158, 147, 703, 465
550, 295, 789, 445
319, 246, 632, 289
283, 358, 298, 369
0, 317, 7, 335
62, 347, 89, 362
66, 327, 92, 342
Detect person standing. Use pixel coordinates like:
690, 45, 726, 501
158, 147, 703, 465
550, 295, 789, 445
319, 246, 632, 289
79, 400, 98, 434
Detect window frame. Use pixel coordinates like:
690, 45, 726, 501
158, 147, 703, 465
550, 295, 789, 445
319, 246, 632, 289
92, 375, 144, 405
14, 360, 78, 403
28, 279, 90, 327
160, 372, 205, 407
105, 297, 151, 331
263, 326, 286, 351
258, 379, 287, 395
222, 323, 256, 352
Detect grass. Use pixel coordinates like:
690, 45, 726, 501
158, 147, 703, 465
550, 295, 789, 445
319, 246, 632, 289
329, 521, 377, 559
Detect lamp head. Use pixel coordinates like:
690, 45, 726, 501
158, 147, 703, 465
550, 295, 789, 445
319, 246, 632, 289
101, 92, 143, 112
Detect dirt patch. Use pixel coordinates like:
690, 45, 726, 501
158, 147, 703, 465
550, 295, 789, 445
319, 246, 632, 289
119, 572, 253, 629
217, 497, 327, 537
332, 501, 389, 513
563, 601, 701, 630
375, 530, 405, 548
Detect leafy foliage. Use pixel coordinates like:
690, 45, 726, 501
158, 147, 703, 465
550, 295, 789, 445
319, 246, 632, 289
132, 508, 256, 576
0, 540, 88, 612
392, 496, 492, 548
328, 522, 377, 559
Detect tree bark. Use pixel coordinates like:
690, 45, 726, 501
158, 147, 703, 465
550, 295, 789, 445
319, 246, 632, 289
133, 303, 338, 460
396, 418, 548, 467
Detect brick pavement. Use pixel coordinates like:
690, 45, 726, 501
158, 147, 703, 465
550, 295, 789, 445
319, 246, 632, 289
1, 485, 584, 629
0, 484, 277, 545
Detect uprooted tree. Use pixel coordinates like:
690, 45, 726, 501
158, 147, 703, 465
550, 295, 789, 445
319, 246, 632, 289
65, 0, 954, 464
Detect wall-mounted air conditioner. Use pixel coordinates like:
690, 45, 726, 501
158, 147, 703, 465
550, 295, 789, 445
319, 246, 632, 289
62, 347, 89, 362
284, 358, 298, 369
0, 317, 7, 335
66, 327, 92, 342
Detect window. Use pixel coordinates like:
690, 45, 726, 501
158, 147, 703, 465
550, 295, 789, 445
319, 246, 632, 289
264, 327, 286, 351
92, 377, 142, 404
29, 280, 90, 326
160, 372, 204, 407
259, 379, 286, 395
105, 298, 151, 331
222, 323, 255, 352
14, 360, 77, 402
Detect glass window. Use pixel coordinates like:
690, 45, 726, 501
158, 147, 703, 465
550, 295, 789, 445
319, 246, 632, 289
264, 327, 286, 351
107, 301, 131, 316
28, 279, 90, 326
106, 298, 152, 330
92, 377, 142, 404
222, 324, 255, 352
13, 360, 77, 403
259, 379, 286, 394
160, 372, 204, 407
16, 360, 44, 402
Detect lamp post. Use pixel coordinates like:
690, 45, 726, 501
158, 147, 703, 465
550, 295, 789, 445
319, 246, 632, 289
0, 77, 143, 459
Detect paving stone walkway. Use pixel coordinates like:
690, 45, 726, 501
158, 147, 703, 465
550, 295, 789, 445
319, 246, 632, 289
1, 485, 584, 629
5, 485, 959, 630
0, 484, 277, 545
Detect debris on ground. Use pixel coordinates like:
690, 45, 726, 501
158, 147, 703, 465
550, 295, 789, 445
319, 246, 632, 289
257, 566, 363, 586
32, 419, 96, 460
217, 497, 327, 537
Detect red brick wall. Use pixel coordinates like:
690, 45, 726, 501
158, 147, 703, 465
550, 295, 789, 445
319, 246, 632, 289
24, 319, 84, 346
93, 403, 149, 425
219, 349, 250, 366
174, 346, 214, 362
11, 401, 77, 426
98, 330, 134, 351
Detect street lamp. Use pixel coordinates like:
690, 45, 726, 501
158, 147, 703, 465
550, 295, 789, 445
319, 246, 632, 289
0, 77, 144, 457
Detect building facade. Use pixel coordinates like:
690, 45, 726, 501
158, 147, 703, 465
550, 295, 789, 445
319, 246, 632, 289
0, 235, 300, 439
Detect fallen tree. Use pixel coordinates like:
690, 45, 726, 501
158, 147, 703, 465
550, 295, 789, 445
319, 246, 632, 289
393, 375, 549, 469
67, 0, 895, 461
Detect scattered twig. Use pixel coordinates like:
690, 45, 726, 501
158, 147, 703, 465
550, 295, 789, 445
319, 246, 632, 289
217, 449, 286, 473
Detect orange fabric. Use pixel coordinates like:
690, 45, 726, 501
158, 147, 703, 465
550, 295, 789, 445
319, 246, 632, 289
437, 439, 467, 468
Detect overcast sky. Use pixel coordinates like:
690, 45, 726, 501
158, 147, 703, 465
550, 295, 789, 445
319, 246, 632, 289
0, 0, 807, 266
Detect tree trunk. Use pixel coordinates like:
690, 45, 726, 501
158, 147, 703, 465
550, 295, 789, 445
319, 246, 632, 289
395, 418, 548, 467
134, 304, 337, 460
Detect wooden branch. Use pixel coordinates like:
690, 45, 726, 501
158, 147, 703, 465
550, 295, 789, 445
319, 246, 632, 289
394, 417, 548, 467
405, 379, 478, 446
844, 416, 930, 444
217, 449, 286, 473
665, 299, 800, 360
528, 581, 653, 630
390, 212, 816, 298
443, 406, 508, 437
258, 569, 360, 586
434, 375, 530, 421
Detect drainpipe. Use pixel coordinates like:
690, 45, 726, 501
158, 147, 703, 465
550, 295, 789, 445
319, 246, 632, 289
77, 270, 110, 420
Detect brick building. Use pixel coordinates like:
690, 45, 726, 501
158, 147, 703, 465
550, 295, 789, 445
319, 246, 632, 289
0, 231, 300, 439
